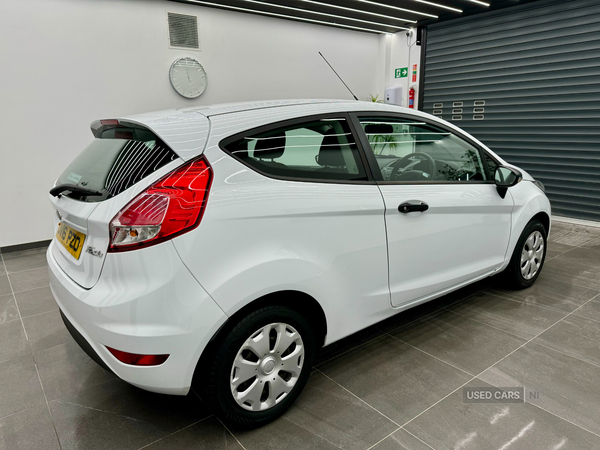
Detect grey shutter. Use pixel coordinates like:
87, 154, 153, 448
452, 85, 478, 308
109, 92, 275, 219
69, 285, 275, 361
422, 0, 600, 221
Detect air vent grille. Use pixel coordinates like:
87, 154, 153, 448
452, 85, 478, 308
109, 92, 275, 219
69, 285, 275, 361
168, 12, 199, 50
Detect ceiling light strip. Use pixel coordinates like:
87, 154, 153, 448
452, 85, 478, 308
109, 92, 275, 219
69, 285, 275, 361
242, 0, 409, 29
407, 0, 462, 13
300, 0, 417, 23
186, 0, 392, 33
352, 0, 437, 18
468, 0, 490, 6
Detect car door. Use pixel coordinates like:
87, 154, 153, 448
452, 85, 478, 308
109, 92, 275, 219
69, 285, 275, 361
351, 113, 513, 308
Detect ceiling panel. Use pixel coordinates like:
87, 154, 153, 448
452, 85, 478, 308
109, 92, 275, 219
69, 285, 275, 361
170, 0, 542, 34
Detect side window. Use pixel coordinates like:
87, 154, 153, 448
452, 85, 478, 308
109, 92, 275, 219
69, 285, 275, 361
223, 118, 367, 181
484, 151, 500, 177
358, 117, 488, 183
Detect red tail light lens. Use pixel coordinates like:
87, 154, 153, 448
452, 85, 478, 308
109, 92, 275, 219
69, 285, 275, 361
108, 156, 212, 252
106, 346, 169, 366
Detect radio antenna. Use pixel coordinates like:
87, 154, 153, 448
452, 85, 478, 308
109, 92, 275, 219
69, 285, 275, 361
319, 52, 359, 101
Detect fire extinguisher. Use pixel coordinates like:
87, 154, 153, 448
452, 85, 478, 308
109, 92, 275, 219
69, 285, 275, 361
408, 87, 415, 109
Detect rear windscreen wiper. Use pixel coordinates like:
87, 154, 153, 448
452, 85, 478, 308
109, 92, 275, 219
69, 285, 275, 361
49, 184, 103, 198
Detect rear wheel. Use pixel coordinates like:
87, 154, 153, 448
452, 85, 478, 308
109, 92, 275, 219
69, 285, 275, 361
201, 305, 316, 427
504, 220, 547, 289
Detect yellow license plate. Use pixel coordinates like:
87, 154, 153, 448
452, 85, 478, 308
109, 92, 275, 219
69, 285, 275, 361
56, 222, 86, 260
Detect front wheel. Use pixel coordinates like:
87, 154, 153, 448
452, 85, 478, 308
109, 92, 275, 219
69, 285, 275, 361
504, 219, 547, 289
200, 305, 316, 427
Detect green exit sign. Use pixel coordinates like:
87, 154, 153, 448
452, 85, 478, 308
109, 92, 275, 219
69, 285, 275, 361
395, 67, 408, 78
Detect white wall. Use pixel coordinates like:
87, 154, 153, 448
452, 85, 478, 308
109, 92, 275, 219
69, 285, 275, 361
0, 0, 392, 247
385, 31, 421, 108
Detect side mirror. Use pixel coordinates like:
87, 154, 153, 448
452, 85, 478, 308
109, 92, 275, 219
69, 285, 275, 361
494, 166, 522, 199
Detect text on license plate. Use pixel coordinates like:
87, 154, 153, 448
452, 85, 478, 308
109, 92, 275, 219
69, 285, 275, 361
56, 222, 86, 260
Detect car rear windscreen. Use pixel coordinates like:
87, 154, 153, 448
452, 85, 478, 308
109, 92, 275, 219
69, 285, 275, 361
56, 126, 178, 202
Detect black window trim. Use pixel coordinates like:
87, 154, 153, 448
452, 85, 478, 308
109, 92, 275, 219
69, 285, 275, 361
349, 111, 497, 185
218, 112, 377, 185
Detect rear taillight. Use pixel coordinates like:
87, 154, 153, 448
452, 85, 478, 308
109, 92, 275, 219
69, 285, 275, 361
108, 156, 212, 252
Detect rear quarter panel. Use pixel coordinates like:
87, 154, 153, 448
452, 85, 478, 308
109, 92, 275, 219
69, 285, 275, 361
172, 140, 391, 346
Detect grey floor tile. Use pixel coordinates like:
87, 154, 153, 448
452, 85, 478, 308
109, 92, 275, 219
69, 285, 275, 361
573, 299, 600, 323
371, 429, 432, 450
0, 275, 11, 297
0, 354, 46, 418
0, 407, 60, 450
581, 236, 600, 250
2, 247, 48, 259
490, 272, 599, 313
319, 335, 471, 426
375, 299, 446, 335
436, 276, 500, 306
374, 278, 499, 336
8, 267, 50, 294
445, 291, 566, 340
391, 309, 526, 375
405, 378, 600, 450
315, 324, 384, 365
22, 309, 71, 353
282, 370, 398, 450
0, 261, 5, 276
143, 417, 242, 450
34, 341, 115, 401
15, 286, 58, 318
549, 221, 600, 246
545, 241, 577, 259
233, 415, 341, 450
3, 249, 48, 273
556, 246, 600, 269
543, 258, 600, 291
0, 293, 19, 324
0, 319, 30, 363
533, 314, 600, 367
49, 378, 211, 450
480, 342, 600, 436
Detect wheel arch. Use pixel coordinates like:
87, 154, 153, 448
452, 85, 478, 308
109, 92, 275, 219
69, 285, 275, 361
531, 211, 550, 235
193, 290, 327, 386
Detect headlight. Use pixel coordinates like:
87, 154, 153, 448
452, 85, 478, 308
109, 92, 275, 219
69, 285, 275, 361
533, 179, 545, 192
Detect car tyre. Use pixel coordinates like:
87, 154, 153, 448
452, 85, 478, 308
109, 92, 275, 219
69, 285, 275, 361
504, 219, 547, 289
201, 305, 316, 428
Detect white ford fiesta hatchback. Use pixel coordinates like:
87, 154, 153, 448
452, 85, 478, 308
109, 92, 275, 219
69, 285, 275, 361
48, 99, 550, 426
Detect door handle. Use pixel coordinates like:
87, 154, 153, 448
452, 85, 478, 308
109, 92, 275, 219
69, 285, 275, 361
398, 201, 429, 213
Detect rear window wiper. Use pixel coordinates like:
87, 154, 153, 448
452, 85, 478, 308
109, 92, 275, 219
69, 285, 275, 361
49, 184, 103, 198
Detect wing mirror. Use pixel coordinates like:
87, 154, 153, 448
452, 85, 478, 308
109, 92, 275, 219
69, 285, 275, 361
494, 166, 522, 199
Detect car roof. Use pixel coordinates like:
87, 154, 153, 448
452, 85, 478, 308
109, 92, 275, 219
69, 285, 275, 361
90, 100, 505, 165
183, 99, 353, 116
98, 99, 426, 127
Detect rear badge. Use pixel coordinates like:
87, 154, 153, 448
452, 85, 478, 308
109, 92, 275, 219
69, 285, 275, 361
86, 246, 103, 258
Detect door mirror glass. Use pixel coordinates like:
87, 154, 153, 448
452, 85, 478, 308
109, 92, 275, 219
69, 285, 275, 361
494, 166, 522, 187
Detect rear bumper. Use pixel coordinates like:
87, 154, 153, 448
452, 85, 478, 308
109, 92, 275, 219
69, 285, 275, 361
59, 309, 114, 374
47, 240, 227, 395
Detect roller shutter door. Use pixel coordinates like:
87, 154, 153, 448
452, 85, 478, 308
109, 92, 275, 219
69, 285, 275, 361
422, 0, 600, 221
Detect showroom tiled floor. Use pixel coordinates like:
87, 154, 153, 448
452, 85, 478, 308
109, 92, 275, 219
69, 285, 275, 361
2, 220, 600, 449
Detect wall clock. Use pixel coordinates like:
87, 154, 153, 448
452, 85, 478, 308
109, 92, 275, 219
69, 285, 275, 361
169, 57, 207, 99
